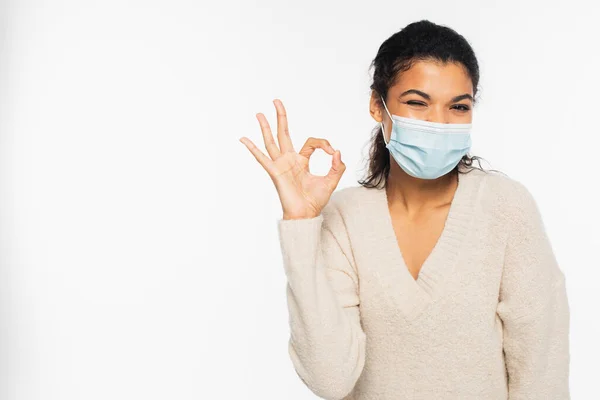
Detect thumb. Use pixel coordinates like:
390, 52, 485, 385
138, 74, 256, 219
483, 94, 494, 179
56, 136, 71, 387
324, 150, 346, 186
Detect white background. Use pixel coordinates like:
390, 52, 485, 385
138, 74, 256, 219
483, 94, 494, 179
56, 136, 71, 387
1, 0, 598, 399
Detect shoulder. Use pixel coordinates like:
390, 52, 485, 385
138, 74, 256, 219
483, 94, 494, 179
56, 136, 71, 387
320, 184, 378, 231
329, 185, 374, 208
477, 168, 543, 226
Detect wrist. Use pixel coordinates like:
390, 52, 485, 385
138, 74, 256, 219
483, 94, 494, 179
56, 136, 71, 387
282, 212, 321, 220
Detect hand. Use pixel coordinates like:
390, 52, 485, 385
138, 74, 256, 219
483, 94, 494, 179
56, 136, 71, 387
240, 99, 346, 220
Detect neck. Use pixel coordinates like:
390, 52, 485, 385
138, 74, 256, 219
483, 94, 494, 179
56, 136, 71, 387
386, 160, 458, 215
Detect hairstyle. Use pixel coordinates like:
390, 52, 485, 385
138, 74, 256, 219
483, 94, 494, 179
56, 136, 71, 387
358, 20, 494, 189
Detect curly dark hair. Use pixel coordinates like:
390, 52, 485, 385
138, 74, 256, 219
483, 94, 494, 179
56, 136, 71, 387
358, 20, 495, 189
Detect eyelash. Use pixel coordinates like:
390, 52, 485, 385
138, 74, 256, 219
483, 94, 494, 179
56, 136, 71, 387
406, 101, 471, 112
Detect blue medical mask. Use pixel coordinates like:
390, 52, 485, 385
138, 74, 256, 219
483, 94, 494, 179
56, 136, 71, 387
380, 96, 472, 180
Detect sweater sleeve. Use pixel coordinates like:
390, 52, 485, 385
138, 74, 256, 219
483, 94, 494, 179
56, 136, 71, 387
496, 181, 571, 400
277, 204, 367, 400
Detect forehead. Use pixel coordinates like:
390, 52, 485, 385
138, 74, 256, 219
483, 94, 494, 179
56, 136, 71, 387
392, 60, 473, 96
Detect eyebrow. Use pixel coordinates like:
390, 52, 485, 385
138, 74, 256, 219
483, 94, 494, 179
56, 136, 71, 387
399, 89, 473, 103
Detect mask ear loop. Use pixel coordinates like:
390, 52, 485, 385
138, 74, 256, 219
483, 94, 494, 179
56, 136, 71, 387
379, 95, 394, 146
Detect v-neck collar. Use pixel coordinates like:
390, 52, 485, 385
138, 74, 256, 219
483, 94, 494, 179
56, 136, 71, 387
366, 167, 482, 322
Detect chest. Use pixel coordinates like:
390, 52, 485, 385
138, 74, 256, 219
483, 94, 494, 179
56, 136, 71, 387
389, 205, 451, 280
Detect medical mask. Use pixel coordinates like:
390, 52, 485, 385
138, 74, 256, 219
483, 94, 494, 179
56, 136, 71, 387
380, 96, 472, 180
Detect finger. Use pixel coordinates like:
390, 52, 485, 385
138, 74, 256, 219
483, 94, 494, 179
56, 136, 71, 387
273, 99, 295, 153
324, 150, 346, 187
256, 113, 281, 160
298, 137, 336, 160
239, 137, 275, 174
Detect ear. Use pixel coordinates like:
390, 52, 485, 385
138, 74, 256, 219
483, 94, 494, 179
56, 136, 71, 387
369, 91, 383, 123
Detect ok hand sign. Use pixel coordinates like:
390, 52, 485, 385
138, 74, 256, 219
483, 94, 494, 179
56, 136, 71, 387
240, 99, 346, 220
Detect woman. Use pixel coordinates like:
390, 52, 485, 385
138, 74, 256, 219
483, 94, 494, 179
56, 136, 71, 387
240, 20, 570, 400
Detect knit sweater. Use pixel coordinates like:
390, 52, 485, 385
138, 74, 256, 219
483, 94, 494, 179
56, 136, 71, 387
277, 167, 570, 400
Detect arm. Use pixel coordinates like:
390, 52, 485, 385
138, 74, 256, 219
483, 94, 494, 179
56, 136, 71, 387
496, 181, 571, 399
277, 205, 367, 400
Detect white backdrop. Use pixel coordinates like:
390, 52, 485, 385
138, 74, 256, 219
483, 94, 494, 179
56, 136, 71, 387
1, 0, 598, 399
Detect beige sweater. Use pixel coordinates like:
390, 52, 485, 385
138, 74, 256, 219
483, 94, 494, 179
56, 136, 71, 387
277, 167, 570, 400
